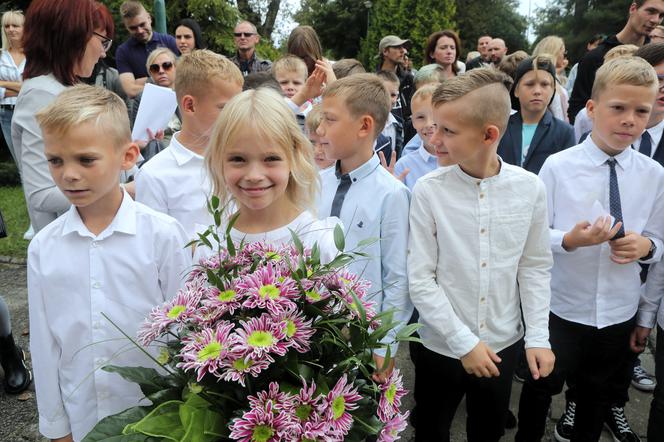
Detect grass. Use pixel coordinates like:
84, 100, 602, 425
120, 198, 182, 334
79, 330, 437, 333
0, 185, 30, 258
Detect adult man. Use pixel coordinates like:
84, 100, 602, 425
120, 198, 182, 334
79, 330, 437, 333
487, 38, 508, 65
377, 35, 415, 141
466, 35, 492, 70
568, 0, 664, 123
229, 21, 271, 76
115, 1, 179, 98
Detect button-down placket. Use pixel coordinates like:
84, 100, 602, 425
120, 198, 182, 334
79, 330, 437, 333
477, 179, 490, 339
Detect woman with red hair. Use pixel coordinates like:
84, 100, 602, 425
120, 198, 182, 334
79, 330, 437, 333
12, 0, 113, 234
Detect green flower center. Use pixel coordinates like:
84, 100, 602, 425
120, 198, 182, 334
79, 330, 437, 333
259, 284, 280, 300
156, 348, 170, 365
285, 320, 297, 338
295, 404, 312, 421
385, 382, 397, 405
247, 331, 274, 348
305, 290, 321, 301
232, 358, 253, 371
251, 424, 274, 442
332, 395, 346, 420
266, 252, 281, 261
167, 305, 186, 319
218, 290, 237, 302
197, 341, 222, 362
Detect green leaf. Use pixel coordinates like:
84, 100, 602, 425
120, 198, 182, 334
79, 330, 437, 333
213, 210, 221, 227
290, 229, 305, 255
356, 237, 379, 248
210, 195, 220, 210
180, 394, 226, 442
333, 224, 345, 252
82, 406, 153, 442
396, 322, 422, 340
348, 288, 366, 323
380, 345, 392, 372
101, 366, 170, 397
123, 401, 185, 441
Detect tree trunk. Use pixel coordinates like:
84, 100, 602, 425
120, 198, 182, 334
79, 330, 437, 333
236, 0, 282, 41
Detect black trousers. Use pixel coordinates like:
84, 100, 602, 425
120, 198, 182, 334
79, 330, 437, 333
414, 340, 519, 442
516, 313, 635, 442
648, 325, 664, 440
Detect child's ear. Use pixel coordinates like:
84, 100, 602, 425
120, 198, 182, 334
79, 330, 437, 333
586, 99, 595, 120
484, 124, 501, 145
121, 142, 141, 171
181, 95, 196, 113
358, 115, 375, 139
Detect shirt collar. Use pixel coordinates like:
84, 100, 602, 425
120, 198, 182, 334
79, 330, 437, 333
335, 154, 381, 181
417, 142, 437, 163
452, 156, 505, 185
61, 189, 137, 238
582, 134, 632, 170
170, 132, 203, 166
646, 118, 664, 147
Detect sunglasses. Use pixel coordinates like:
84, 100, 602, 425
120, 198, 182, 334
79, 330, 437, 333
149, 61, 174, 74
93, 31, 112, 52
233, 32, 255, 38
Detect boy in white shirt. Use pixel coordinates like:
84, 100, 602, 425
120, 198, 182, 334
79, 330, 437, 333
516, 56, 664, 442
29, 85, 191, 442
135, 50, 244, 238
408, 68, 555, 441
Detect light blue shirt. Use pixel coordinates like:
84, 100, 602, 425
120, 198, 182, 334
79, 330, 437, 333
521, 123, 538, 165
317, 155, 412, 356
402, 133, 421, 155
394, 142, 438, 191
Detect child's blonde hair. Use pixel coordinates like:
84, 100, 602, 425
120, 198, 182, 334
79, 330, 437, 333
322, 73, 391, 138
174, 50, 243, 101
305, 103, 323, 135
206, 88, 318, 217
35, 84, 130, 147
414, 64, 447, 89
272, 55, 308, 81
432, 67, 513, 133
411, 83, 438, 104
532, 36, 564, 61
592, 56, 657, 100
603, 44, 639, 62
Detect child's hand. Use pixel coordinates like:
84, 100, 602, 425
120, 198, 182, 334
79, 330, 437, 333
372, 353, 395, 383
52, 434, 74, 442
460, 341, 501, 378
379, 151, 410, 182
562, 216, 622, 251
609, 231, 652, 264
525, 347, 555, 380
630, 326, 651, 353
315, 59, 337, 85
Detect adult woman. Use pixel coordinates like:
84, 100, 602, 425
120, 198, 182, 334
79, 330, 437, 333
424, 30, 461, 79
12, 0, 113, 232
0, 10, 25, 167
174, 18, 204, 54
287, 25, 323, 76
533, 35, 570, 122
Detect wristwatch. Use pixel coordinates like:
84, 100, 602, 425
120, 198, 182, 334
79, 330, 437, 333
642, 239, 657, 261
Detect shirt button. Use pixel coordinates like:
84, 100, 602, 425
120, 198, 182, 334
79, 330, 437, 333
480, 322, 485, 329
91, 241, 98, 248
479, 193, 485, 199
480, 297, 486, 303
481, 262, 487, 268
480, 228, 486, 234
92, 281, 101, 289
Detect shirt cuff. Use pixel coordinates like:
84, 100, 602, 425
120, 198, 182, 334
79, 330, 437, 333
448, 327, 480, 359
550, 229, 572, 254
40, 415, 71, 440
524, 327, 551, 350
637, 310, 657, 329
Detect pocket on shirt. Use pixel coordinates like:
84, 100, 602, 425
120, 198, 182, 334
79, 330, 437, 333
492, 212, 531, 255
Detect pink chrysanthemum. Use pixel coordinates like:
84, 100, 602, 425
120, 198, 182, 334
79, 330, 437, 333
377, 369, 407, 422
275, 308, 315, 353
137, 289, 201, 345
321, 375, 362, 436
377, 411, 410, 442
177, 321, 235, 381
202, 283, 243, 317
220, 352, 273, 387
232, 314, 289, 359
238, 264, 299, 315
229, 401, 295, 442
248, 381, 296, 413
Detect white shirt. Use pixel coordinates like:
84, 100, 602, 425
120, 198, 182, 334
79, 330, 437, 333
540, 137, 664, 328
135, 133, 213, 239
379, 113, 399, 154
317, 155, 412, 356
632, 118, 664, 158
0, 49, 24, 105
408, 162, 552, 359
573, 108, 593, 143
28, 192, 191, 441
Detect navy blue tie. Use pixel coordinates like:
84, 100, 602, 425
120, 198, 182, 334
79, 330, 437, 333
607, 158, 625, 239
640, 131, 652, 157
330, 173, 352, 218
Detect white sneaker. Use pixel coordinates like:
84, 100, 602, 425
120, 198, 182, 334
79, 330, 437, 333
23, 224, 34, 240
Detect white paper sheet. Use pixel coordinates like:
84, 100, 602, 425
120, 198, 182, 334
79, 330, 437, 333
590, 200, 615, 226
131, 83, 178, 142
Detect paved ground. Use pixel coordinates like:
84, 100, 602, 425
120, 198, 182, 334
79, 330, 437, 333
0, 261, 656, 441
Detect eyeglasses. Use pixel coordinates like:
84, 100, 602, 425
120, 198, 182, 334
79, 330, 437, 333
93, 31, 112, 51
233, 32, 255, 38
149, 61, 174, 74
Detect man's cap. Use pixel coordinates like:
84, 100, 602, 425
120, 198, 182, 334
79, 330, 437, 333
379, 35, 412, 53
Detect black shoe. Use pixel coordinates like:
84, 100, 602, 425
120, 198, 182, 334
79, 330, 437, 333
0, 333, 32, 394
554, 401, 576, 442
604, 406, 641, 442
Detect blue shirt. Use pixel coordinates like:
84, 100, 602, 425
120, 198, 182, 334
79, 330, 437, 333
317, 155, 412, 355
402, 133, 421, 155
116, 32, 179, 78
394, 142, 438, 191
521, 123, 538, 165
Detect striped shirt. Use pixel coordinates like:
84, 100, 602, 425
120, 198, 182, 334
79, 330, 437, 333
0, 49, 24, 105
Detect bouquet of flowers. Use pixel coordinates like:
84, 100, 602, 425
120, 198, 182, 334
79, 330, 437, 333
84, 198, 417, 442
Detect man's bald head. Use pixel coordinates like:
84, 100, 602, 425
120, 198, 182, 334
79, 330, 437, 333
488, 38, 508, 64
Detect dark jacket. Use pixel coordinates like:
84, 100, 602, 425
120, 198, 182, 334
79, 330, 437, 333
465, 56, 490, 71
498, 111, 575, 174
230, 51, 272, 76
568, 35, 622, 123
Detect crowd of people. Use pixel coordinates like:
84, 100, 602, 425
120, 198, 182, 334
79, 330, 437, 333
2, 0, 664, 441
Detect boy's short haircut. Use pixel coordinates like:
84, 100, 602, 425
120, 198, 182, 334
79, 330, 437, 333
603, 44, 639, 62
243, 71, 282, 93
634, 42, 664, 67
375, 70, 400, 85
497, 50, 530, 80
305, 103, 323, 135
174, 49, 243, 102
120, 1, 144, 19
432, 67, 513, 133
323, 73, 391, 138
411, 83, 438, 103
591, 56, 657, 100
272, 55, 308, 80
414, 64, 446, 89
332, 58, 366, 79
35, 84, 131, 147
